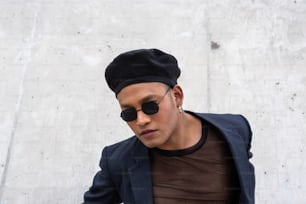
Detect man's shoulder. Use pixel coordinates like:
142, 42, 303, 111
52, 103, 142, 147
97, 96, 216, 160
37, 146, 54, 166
103, 136, 147, 161
100, 136, 148, 172
188, 111, 252, 136
188, 111, 248, 125
105, 136, 139, 153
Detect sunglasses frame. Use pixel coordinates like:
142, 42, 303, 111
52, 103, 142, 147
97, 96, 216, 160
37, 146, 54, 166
120, 87, 171, 122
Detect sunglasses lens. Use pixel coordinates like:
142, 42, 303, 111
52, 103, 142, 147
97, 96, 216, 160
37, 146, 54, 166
142, 101, 159, 115
121, 108, 137, 122
120, 101, 160, 122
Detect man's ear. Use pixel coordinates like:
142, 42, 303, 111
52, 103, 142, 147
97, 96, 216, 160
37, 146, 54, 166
172, 85, 184, 106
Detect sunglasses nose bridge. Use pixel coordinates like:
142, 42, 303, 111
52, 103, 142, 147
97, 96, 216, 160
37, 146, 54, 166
135, 107, 142, 113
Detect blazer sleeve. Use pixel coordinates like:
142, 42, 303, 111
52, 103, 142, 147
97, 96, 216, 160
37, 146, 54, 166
83, 147, 122, 204
239, 114, 253, 159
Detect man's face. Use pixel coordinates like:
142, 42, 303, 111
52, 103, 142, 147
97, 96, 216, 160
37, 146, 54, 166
117, 82, 182, 149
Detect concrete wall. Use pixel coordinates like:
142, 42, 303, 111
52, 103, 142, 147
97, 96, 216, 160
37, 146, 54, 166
0, 0, 305, 203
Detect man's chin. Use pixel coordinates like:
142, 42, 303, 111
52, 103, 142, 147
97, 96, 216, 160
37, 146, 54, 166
140, 140, 160, 149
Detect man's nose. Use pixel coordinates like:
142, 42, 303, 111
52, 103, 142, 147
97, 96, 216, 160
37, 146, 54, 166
136, 110, 151, 126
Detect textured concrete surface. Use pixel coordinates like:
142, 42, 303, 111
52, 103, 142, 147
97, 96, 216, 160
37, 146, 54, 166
0, 0, 305, 203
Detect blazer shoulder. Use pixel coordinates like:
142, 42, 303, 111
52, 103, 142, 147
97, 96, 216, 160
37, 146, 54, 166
191, 112, 253, 142
102, 136, 147, 170
192, 112, 249, 127
106, 136, 139, 152
104, 136, 139, 160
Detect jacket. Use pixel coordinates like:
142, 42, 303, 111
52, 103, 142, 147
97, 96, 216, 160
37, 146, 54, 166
84, 112, 255, 204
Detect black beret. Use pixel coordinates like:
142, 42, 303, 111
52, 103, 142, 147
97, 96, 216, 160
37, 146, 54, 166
105, 48, 181, 95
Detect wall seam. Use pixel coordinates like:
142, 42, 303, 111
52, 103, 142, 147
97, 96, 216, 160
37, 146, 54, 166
0, 1, 41, 202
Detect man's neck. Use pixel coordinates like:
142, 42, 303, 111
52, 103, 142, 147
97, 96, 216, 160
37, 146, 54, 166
160, 112, 203, 150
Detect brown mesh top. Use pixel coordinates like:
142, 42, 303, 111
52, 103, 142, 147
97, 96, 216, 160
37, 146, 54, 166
150, 121, 240, 204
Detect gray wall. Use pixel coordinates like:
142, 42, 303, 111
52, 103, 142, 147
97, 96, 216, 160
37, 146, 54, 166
1, 0, 306, 203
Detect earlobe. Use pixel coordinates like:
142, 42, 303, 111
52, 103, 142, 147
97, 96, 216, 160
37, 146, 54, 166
178, 105, 184, 113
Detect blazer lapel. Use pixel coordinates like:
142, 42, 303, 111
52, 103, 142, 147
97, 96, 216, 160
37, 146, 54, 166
222, 128, 253, 201
194, 112, 253, 203
128, 141, 154, 204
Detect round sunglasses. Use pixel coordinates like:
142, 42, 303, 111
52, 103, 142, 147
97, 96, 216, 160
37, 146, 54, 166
120, 87, 171, 122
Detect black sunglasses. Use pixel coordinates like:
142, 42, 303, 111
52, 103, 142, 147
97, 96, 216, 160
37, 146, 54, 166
120, 87, 171, 122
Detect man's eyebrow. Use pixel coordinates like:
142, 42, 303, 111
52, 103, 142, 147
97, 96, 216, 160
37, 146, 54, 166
141, 94, 158, 102
120, 94, 158, 109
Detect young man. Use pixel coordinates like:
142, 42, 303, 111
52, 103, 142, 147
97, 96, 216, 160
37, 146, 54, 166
83, 49, 255, 204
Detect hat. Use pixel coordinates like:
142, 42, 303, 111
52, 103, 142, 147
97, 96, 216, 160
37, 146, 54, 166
105, 48, 181, 95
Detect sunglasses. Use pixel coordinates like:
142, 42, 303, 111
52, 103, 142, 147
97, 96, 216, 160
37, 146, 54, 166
120, 87, 171, 122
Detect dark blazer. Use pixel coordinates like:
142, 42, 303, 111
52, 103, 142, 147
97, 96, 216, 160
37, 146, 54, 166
84, 112, 255, 204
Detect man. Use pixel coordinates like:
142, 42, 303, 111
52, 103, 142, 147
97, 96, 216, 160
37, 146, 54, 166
83, 49, 255, 204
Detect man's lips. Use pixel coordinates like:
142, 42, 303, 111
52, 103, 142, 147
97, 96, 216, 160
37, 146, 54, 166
140, 129, 156, 137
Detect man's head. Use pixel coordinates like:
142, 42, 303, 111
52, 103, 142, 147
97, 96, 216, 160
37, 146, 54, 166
105, 48, 181, 96
105, 49, 184, 149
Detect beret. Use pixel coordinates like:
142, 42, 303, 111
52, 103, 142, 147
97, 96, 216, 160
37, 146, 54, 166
105, 48, 181, 95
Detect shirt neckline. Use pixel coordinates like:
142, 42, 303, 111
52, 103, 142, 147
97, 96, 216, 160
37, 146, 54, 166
152, 120, 208, 157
